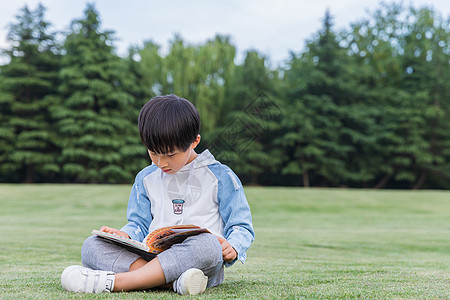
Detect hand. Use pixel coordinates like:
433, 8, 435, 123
217, 237, 237, 263
99, 226, 130, 239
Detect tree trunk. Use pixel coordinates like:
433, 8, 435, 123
374, 173, 392, 189
24, 164, 35, 183
302, 170, 310, 188
250, 172, 259, 186
412, 171, 427, 190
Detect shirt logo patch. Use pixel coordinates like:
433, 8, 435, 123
172, 199, 185, 214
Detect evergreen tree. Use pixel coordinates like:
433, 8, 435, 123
344, 3, 408, 188
401, 6, 450, 188
116, 46, 155, 177
54, 4, 136, 183
346, 3, 450, 188
0, 4, 60, 182
0, 73, 16, 182
218, 50, 283, 184
282, 10, 368, 187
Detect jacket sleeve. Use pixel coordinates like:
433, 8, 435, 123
215, 165, 255, 267
120, 169, 154, 242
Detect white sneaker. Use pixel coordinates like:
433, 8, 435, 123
173, 268, 208, 295
61, 265, 115, 293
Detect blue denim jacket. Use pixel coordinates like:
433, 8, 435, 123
121, 151, 255, 267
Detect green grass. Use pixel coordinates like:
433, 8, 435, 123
0, 185, 449, 299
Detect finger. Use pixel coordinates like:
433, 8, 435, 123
224, 253, 234, 262
223, 248, 236, 260
222, 243, 228, 251
223, 248, 231, 258
217, 237, 226, 244
101, 226, 115, 234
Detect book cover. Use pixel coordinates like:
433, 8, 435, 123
92, 225, 210, 254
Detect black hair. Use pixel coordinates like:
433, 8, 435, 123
138, 95, 200, 154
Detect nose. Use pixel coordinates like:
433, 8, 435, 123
158, 156, 168, 167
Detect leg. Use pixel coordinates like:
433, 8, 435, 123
113, 257, 166, 291
129, 258, 148, 271
128, 259, 173, 289
111, 233, 224, 292
81, 235, 155, 273
63, 236, 161, 293
158, 233, 224, 287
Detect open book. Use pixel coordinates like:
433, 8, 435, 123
92, 225, 210, 254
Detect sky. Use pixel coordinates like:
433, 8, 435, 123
0, 0, 449, 66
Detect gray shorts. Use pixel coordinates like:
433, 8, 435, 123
81, 233, 224, 288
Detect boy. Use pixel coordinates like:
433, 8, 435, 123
61, 95, 255, 295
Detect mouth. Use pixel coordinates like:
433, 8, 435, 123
162, 169, 172, 173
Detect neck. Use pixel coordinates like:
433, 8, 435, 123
186, 149, 198, 165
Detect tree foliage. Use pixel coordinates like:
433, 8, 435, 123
343, 3, 450, 188
0, 2, 448, 188
53, 4, 141, 183
0, 4, 60, 182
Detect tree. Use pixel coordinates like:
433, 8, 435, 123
117, 46, 156, 176
194, 35, 236, 133
157, 34, 236, 133
282, 10, 369, 187
345, 2, 450, 188
217, 50, 283, 184
0, 4, 60, 182
401, 6, 450, 188
132, 40, 163, 101
0, 73, 16, 182
54, 4, 137, 183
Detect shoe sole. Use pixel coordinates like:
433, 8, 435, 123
183, 269, 208, 295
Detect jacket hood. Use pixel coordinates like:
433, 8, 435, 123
177, 149, 219, 173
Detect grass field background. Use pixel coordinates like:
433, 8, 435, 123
0, 184, 449, 299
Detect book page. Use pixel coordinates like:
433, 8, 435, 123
91, 230, 150, 252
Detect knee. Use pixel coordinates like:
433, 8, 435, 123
192, 233, 223, 283
194, 233, 223, 267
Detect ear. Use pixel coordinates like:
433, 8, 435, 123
191, 134, 201, 149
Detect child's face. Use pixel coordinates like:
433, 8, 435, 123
148, 135, 201, 174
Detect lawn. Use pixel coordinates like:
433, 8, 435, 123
0, 184, 448, 299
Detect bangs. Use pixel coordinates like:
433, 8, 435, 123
138, 95, 200, 154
